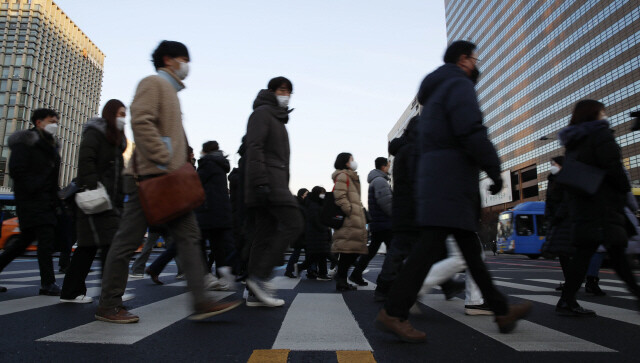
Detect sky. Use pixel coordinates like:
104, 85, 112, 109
54, 0, 448, 201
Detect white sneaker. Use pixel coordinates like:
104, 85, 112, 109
204, 273, 221, 290
246, 276, 284, 307
327, 267, 337, 279
60, 295, 94, 304
128, 273, 144, 279
122, 293, 135, 302
217, 267, 236, 291
175, 273, 185, 280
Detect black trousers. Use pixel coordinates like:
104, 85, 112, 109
0, 224, 56, 286
561, 242, 640, 303
60, 245, 110, 299
248, 206, 303, 279
385, 226, 509, 320
300, 252, 329, 276
337, 253, 359, 279
147, 241, 183, 276
376, 231, 419, 293
352, 229, 393, 277
200, 228, 232, 275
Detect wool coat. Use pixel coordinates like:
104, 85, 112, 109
195, 151, 232, 230
330, 169, 368, 254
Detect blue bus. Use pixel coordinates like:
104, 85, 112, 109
496, 201, 547, 259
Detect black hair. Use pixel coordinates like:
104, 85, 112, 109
30, 108, 59, 124
311, 186, 326, 196
443, 40, 477, 64
375, 157, 389, 170
334, 152, 352, 170
267, 76, 293, 93
101, 99, 125, 145
569, 99, 605, 126
202, 141, 219, 153
152, 40, 190, 70
297, 188, 309, 199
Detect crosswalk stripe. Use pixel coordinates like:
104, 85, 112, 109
614, 296, 635, 300
599, 279, 624, 284
0, 284, 39, 290
272, 293, 372, 351
527, 279, 629, 293
493, 280, 552, 292
271, 276, 302, 290
358, 278, 376, 291
512, 295, 640, 326
336, 350, 377, 363
0, 271, 100, 283
0, 269, 41, 276
0, 287, 102, 316
417, 295, 615, 352
38, 291, 233, 344
247, 349, 289, 363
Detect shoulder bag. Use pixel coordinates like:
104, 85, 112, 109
555, 157, 605, 196
75, 182, 112, 215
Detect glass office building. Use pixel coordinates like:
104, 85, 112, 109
0, 0, 104, 188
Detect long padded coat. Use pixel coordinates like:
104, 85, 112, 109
330, 169, 368, 254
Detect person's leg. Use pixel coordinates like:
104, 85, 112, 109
248, 207, 278, 279
285, 247, 302, 276
317, 253, 328, 276
606, 245, 640, 297
34, 224, 57, 286
0, 228, 35, 273
147, 240, 178, 276
200, 229, 212, 274
585, 251, 607, 296
376, 232, 418, 296
130, 230, 159, 275
210, 228, 229, 276
560, 243, 598, 305
464, 237, 488, 314
60, 246, 98, 299
352, 230, 391, 280
422, 235, 467, 290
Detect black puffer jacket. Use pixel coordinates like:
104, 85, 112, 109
8, 128, 61, 229
558, 120, 630, 247
389, 120, 418, 233
196, 151, 232, 229
542, 174, 573, 256
244, 90, 296, 208
304, 194, 331, 254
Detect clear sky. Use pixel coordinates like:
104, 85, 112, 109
55, 0, 448, 200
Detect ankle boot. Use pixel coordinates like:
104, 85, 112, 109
585, 276, 606, 296
336, 278, 357, 292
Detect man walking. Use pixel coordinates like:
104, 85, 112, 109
376, 40, 531, 343
95, 40, 240, 323
0, 109, 61, 295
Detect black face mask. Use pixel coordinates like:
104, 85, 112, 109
470, 66, 480, 85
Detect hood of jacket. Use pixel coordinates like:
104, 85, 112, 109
83, 117, 107, 135
367, 168, 390, 183
417, 63, 470, 106
558, 120, 610, 148
199, 150, 230, 173
252, 89, 290, 123
389, 136, 408, 156
8, 127, 60, 149
332, 169, 359, 183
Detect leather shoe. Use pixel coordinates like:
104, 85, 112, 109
189, 299, 242, 321
555, 299, 596, 317
39, 283, 61, 296
349, 274, 368, 286
495, 301, 533, 333
95, 306, 139, 324
375, 309, 426, 343
0, 286, 7, 292
145, 268, 163, 285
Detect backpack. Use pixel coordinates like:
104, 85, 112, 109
320, 173, 349, 229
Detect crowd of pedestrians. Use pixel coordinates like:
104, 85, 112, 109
0, 39, 638, 345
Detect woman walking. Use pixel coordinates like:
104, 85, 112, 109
298, 186, 332, 280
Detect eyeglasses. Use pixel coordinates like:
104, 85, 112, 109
469, 56, 480, 63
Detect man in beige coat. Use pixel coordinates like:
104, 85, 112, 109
95, 41, 240, 323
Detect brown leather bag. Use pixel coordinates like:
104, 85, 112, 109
133, 153, 205, 225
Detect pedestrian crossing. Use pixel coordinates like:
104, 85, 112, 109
1, 259, 639, 361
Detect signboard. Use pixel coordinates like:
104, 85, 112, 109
480, 170, 512, 207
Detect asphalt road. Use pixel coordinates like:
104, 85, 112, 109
0, 252, 639, 362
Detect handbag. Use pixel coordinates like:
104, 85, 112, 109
555, 157, 605, 195
75, 182, 112, 214
133, 152, 205, 225
320, 173, 349, 229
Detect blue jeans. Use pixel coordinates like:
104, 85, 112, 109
587, 252, 606, 277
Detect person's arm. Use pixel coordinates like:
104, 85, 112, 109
245, 109, 270, 188
333, 173, 352, 216
594, 131, 630, 194
9, 140, 44, 194
374, 178, 393, 217
76, 129, 100, 190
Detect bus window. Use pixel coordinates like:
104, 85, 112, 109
516, 215, 534, 236
497, 213, 513, 239
536, 215, 547, 236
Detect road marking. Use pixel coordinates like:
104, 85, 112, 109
493, 280, 552, 292
271, 276, 301, 290
513, 295, 640, 326
492, 277, 513, 280
38, 291, 233, 344
0, 269, 41, 276
0, 284, 38, 290
417, 295, 615, 352
527, 279, 629, 293
0, 287, 102, 316
272, 293, 372, 351
357, 278, 376, 291
599, 279, 624, 284
0, 271, 100, 283
247, 349, 289, 363
336, 350, 376, 363
613, 296, 635, 300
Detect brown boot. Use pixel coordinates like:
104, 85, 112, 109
95, 306, 140, 324
189, 299, 243, 321
375, 309, 427, 343
495, 301, 533, 333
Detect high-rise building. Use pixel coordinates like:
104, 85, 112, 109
0, 0, 104, 188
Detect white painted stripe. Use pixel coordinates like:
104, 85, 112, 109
165, 281, 187, 287
527, 279, 630, 293
513, 295, 640, 326
493, 280, 552, 292
613, 296, 635, 300
271, 276, 301, 290
0, 287, 102, 316
0, 284, 38, 290
599, 279, 624, 284
272, 293, 372, 351
38, 291, 233, 344
1, 271, 100, 283
493, 277, 513, 280
0, 269, 41, 276
417, 295, 615, 352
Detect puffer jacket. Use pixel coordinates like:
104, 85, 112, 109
367, 169, 392, 232
330, 169, 368, 254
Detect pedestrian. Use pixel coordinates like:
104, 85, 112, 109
59, 100, 128, 304
229, 136, 252, 280
285, 188, 308, 278
376, 41, 531, 343
555, 99, 640, 316
331, 152, 368, 291
129, 225, 178, 279
349, 157, 393, 286
297, 186, 332, 280
95, 40, 240, 323
0, 108, 61, 295
244, 77, 303, 307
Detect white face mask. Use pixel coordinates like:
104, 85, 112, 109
550, 165, 561, 175
349, 160, 358, 171
276, 95, 290, 108
175, 60, 189, 80
43, 123, 58, 136
116, 117, 126, 131
319, 194, 325, 200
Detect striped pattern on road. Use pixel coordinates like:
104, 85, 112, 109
246, 350, 376, 363
527, 279, 629, 293
0, 287, 102, 316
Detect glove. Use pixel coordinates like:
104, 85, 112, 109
489, 177, 503, 195
254, 185, 271, 206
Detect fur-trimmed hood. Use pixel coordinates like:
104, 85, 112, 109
8, 128, 60, 149
83, 117, 107, 135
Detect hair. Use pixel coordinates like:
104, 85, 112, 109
188, 146, 194, 155
267, 76, 293, 93
30, 108, 59, 125
202, 141, 219, 153
152, 40, 190, 70
101, 99, 125, 145
443, 40, 477, 64
375, 157, 389, 170
311, 186, 326, 196
551, 156, 565, 167
569, 99, 605, 126
297, 188, 309, 199
334, 152, 353, 170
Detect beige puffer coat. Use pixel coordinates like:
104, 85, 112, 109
331, 169, 368, 254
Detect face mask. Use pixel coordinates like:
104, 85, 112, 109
319, 194, 325, 200
116, 117, 126, 131
276, 95, 290, 108
550, 165, 561, 175
175, 60, 189, 80
470, 66, 480, 85
43, 123, 58, 136
349, 160, 358, 171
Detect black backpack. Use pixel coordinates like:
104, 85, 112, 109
320, 174, 349, 229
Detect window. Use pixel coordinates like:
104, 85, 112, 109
515, 214, 534, 236
536, 215, 547, 236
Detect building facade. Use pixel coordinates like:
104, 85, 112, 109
0, 0, 104, 188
